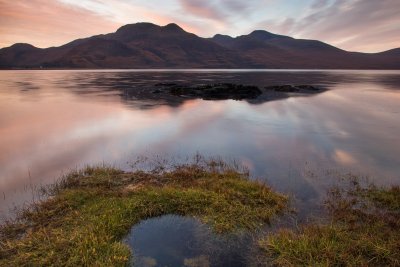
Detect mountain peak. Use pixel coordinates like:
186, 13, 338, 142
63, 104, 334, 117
248, 30, 277, 40
115, 22, 158, 34
378, 47, 400, 55
163, 23, 184, 32
3, 43, 39, 53
10, 43, 37, 49
114, 22, 187, 40
1, 22, 399, 69
213, 34, 233, 39
211, 34, 235, 48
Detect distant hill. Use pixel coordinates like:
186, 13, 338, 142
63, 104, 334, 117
0, 22, 399, 69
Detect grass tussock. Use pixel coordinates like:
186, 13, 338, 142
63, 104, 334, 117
259, 179, 400, 266
0, 157, 287, 266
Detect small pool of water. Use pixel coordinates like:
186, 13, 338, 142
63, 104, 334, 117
124, 215, 254, 267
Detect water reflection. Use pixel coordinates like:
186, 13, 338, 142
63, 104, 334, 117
0, 70, 400, 217
54, 70, 400, 109
124, 215, 251, 267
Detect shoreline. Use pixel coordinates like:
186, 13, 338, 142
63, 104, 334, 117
1, 158, 398, 266
0, 159, 288, 265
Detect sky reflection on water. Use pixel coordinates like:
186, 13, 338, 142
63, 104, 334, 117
1, 70, 400, 216
124, 215, 251, 267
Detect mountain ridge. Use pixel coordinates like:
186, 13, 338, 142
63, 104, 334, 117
0, 22, 399, 69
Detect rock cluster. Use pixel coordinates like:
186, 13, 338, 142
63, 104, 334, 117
265, 84, 321, 92
158, 83, 262, 100
151, 83, 323, 102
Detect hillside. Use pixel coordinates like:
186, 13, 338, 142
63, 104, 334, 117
0, 22, 399, 69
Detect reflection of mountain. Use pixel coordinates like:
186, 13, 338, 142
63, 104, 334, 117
1, 22, 399, 69
57, 70, 400, 110
63, 73, 328, 109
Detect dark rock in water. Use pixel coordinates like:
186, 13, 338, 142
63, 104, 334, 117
266, 85, 300, 92
144, 83, 323, 106
265, 84, 321, 92
155, 82, 178, 87
296, 85, 321, 91
169, 83, 262, 100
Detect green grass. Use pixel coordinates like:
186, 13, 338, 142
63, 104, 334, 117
259, 181, 400, 266
0, 159, 288, 266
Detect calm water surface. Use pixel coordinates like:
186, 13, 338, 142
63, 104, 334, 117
1, 70, 400, 217
124, 215, 252, 267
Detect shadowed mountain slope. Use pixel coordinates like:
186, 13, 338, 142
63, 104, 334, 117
1, 22, 399, 69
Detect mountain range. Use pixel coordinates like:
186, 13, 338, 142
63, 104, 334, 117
1, 22, 399, 69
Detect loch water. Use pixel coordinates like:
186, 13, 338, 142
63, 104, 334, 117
1, 69, 400, 217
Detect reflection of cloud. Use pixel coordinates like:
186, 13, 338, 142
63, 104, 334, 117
0, 76, 227, 214
333, 149, 357, 165
239, 157, 255, 172
140, 101, 225, 153
2, 70, 400, 217
0, 86, 174, 213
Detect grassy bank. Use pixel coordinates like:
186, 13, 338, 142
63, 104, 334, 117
0, 159, 287, 266
259, 180, 400, 266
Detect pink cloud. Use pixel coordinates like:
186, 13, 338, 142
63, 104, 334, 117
178, 0, 222, 21
261, 0, 400, 52
0, 0, 120, 48
0, 0, 398, 52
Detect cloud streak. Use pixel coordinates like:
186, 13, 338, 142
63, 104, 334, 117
178, 0, 222, 21
0, 0, 120, 48
259, 0, 400, 52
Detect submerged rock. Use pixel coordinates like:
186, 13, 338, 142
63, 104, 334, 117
296, 85, 321, 91
149, 82, 324, 104
265, 84, 321, 92
168, 83, 262, 100
154, 82, 178, 87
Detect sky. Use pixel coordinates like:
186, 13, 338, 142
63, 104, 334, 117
0, 0, 399, 52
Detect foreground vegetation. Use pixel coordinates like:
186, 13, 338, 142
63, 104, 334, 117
259, 179, 400, 266
0, 159, 287, 266
1, 157, 399, 267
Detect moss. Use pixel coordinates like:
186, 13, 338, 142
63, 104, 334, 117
258, 182, 400, 266
0, 160, 287, 266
